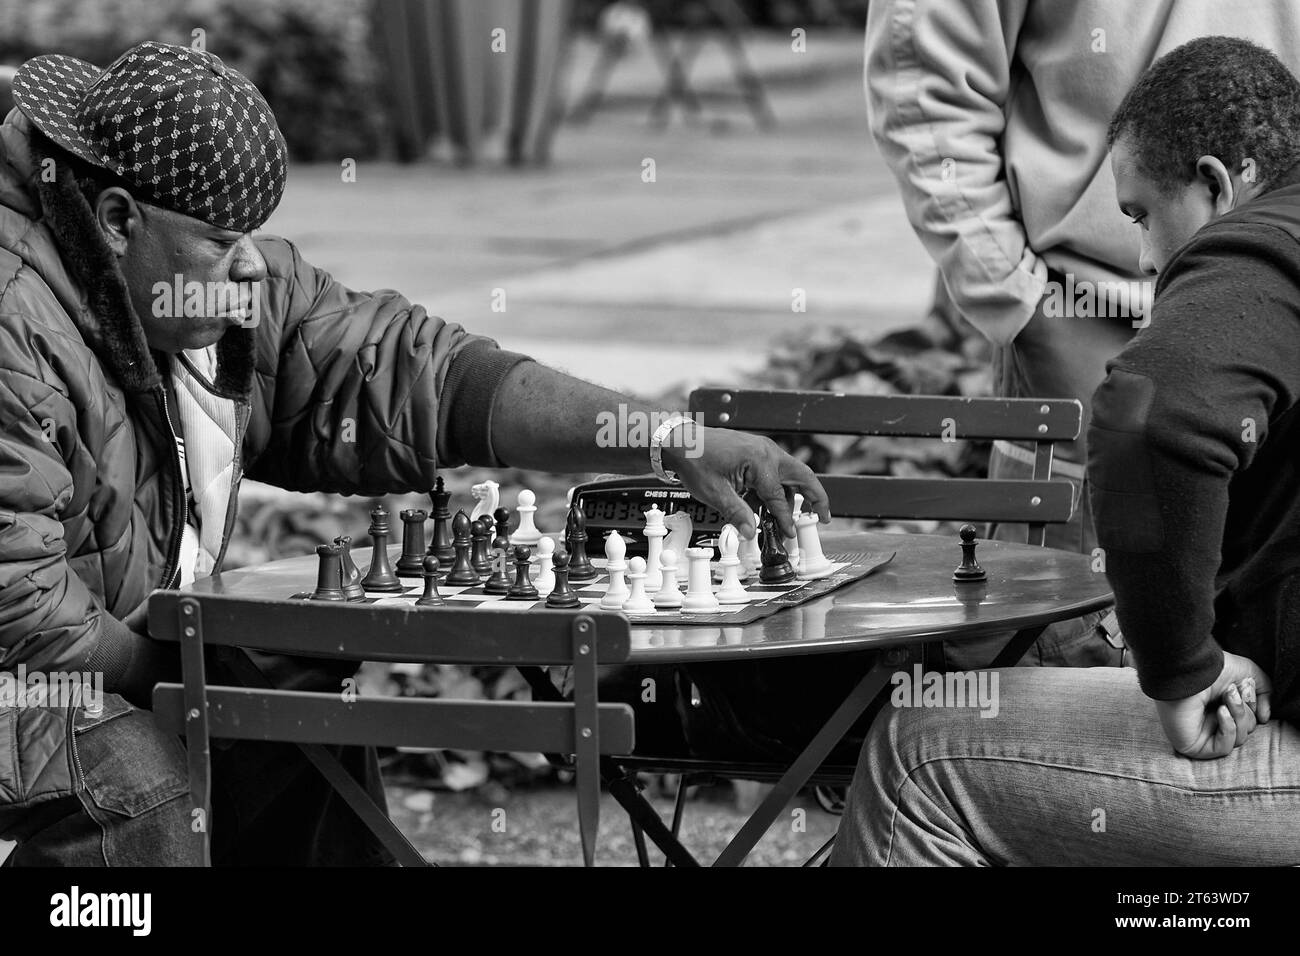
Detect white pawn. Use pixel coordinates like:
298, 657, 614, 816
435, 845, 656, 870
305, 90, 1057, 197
682, 546, 721, 612
653, 549, 684, 609
794, 512, 833, 579
622, 556, 655, 612
511, 489, 542, 546
533, 536, 557, 596
601, 531, 630, 609
643, 504, 667, 592
715, 525, 751, 604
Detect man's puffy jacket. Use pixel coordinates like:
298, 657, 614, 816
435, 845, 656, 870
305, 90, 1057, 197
0, 110, 528, 811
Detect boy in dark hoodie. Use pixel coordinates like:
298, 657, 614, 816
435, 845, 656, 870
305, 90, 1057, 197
832, 36, 1300, 866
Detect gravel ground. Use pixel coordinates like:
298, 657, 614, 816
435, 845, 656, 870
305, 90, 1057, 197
386, 781, 842, 867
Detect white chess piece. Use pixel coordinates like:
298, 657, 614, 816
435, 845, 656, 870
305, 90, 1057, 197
783, 493, 803, 571
794, 512, 833, 579
622, 556, 655, 612
739, 508, 762, 579
601, 531, 630, 609
643, 504, 667, 592
653, 549, 684, 609
715, 525, 752, 604
663, 511, 693, 565
511, 489, 542, 546
533, 536, 556, 595
682, 546, 721, 612
469, 479, 500, 523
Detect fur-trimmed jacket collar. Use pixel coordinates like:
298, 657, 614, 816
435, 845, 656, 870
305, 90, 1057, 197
27, 125, 256, 398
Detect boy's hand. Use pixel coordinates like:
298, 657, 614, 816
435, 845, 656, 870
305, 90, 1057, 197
1154, 652, 1272, 759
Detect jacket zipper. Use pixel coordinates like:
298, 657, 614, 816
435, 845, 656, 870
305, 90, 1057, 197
156, 386, 188, 590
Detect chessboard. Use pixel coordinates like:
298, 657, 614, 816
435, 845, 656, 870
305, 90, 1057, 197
291, 550, 896, 626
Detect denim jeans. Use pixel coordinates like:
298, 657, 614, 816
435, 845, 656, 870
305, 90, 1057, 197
829, 667, 1300, 865
940, 443, 1124, 670
0, 664, 395, 866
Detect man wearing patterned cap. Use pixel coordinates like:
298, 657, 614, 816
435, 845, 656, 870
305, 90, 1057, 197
0, 42, 829, 865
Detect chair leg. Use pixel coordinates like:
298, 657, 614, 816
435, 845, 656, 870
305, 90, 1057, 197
803, 833, 837, 867
630, 816, 651, 867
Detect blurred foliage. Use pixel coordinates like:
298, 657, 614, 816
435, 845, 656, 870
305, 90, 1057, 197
0, 0, 388, 160
221, 319, 992, 792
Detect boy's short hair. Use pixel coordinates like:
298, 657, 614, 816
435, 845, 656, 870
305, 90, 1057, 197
1107, 36, 1300, 194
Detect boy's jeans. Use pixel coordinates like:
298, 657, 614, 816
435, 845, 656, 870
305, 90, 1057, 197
829, 667, 1300, 865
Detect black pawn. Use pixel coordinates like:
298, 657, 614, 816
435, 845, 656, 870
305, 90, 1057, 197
506, 545, 540, 601
493, 506, 512, 552
334, 535, 366, 602
953, 524, 988, 583
545, 550, 580, 608
565, 502, 597, 582
397, 508, 428, 577
484, 547, 512, 595
470, 516, 493, 576
758, 510, 796, 584
361, 505, 403, 593
445, 510, 480, 586
310, 543, 347, 601
415, 556, 445, 607
429, 476, 456, 563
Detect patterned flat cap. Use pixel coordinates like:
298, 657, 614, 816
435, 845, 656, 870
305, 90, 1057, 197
12, 40, 287, 232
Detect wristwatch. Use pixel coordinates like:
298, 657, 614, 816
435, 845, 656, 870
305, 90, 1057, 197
649, 415, 694, 484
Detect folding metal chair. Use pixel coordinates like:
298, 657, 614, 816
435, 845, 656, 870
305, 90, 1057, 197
148, 593, 634, 866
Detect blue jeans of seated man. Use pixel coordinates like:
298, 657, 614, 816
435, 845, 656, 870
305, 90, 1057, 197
0, 655, 396, 866
829, 667, 1300, 865
940, 443, 1123, 671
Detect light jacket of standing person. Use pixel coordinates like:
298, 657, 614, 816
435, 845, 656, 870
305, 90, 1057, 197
864, 0, 1300, 463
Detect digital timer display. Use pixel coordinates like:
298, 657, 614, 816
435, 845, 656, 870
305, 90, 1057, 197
570, 476, 731, 556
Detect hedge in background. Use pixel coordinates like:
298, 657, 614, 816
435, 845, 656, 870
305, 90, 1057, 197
0, 0, 389, 160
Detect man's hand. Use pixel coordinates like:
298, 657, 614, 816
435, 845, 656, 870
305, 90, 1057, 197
1154, 652, 1273, 759
664, 425, 830, 539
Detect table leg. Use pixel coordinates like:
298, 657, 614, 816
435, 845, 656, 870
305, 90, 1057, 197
517, 665, 702, 867
712, 660, 894, 867
988, 624, 1047, 669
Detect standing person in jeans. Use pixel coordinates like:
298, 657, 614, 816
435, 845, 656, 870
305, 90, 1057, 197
832, 36, 1300, 866
865, 0, 1300, 667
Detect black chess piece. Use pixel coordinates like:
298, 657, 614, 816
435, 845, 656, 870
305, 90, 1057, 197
484, 547, 512, 595
545, 549, 580, 608
428, 476, 456, 563
492, 506, 512, 554
396, 508, 428, 577
506, 545, 540, 601
334, 535, 366, 602
360, 505, 403, 592
445, 510, 480, 586
309, 543, 347, 601
565, 502, 597, 582
953, 524, 988, 583
758, 510, 796, 584
470, 516, 493, 576
415, 556, 446, 607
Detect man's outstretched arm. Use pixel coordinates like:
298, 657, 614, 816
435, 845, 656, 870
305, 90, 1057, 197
489, 361, 830, 541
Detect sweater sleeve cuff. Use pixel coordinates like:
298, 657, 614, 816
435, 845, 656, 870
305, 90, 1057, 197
1133, 637, 1224, 702
439, 341, 533, 467
85, 611, 141, 692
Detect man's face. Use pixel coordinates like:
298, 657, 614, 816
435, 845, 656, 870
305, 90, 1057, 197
1111, 135, 1265, 277
103, 194, 267, 353
1110, 137, 1219, 276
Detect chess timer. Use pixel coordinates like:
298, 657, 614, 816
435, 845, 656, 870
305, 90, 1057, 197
569, 476, 729, 559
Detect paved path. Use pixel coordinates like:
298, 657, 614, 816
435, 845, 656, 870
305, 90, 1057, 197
262, 29, 934, 394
